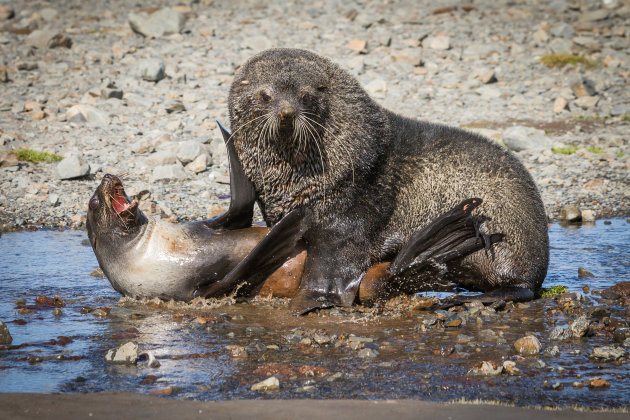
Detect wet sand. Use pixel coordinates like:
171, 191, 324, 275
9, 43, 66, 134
1, 393, 627, 420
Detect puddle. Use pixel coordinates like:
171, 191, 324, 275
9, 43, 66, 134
0, 220, 628, 408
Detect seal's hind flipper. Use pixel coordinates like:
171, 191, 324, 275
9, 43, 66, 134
197, 208, 308, 299
388, 198, 486, 276
438, 287, 535, 309
205, 121, 256, 230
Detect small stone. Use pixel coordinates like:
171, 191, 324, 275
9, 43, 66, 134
57, 154, 90, 180
559, 206, 582, 223
312, 333, 331, 345
0, 321, 12, 345
105, 342, 138, 364
572, 381, 584, 389
66, 104, 109, 126
139, 351, 161, 368
346, 39, 367, 53
544, 345, 560, 358
140, 58, 166, 82
185, 154, 209, 173
52, 308, 63, 317
590, 346, 626, 362
550, 23, 575, 38
467, 360, 503, 376
479, 70, 497, 84
364, 79, 387, 96
89, 268, 105, 277
129, 8, 185, 38
574, 96, 599, 109
580, 9, 610, 22
357, 348, 379, 358
587, 378, 610, 388
177, 141, 206, 164
502, 126, 551, 152
251, 376, 279, 391
0, 5, 14, 20
503, 360, 520, 375
391, 51, 422, 66
569, 315, 589, 337
514, 335, 542, 355
0, 63, 7, 82
570, 77, 596, 98
25, 29, 72, 49
0, 151, 18, 168
577, 267, 593, 278
422, 35, 451, 50
549, 327, 571, 341
152, 163, 187, 181
101, 80, 123, 100
613, 328, 630, 343
165, 99, 185, 113
444, 318, 462, 328
227, 345, 248, 359
553, 97, 569, 113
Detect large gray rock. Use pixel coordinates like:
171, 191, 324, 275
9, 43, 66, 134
139, 58, 165, 82
0, 321, 12, 345
66, 104, 109, 126
176, 140, 206, 165
25, 29, 72, 49
56, 154, 90, 180
152, 163, 187, 181
549, 327, 572, 341
128, 8, 185, 38
105, 341, 138, 364
590, 346, 626, 362
209, 136, 227, 167
502, 126, 551, 152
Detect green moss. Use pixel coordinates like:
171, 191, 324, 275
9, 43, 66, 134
572, 114, 600, 120
622, 114, 630, 122
536, 285, 569, 298
551, 146, 578, 155
618, 151, 624, 158
15, 149, 63, 163
540, 54, 597, 69
587, 147, 604, 154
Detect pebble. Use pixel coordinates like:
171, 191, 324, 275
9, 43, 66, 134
105, 342, 138, 364
152, 163, 187, 181
587, 378, 611, 388
357, 348, 378, 359
422, 35, 451, 50
514, 335, 542, 355
0, 5, 14, 20
0, 63, 7, 83
502, 126, 551, 152
140, 58, 166, 82
558, 206, 582, 223
467, 360, 503, 376
549, 327, 571, 341
227, 345, 248, 359
553, 97, 569, 113
569, 315, 589, 337
251, 376, 279, 391
25, 29, 72, 49
0, 320, 12, 345
56, 154, 90, 180
590, 346, 626, 362
66, 104, 109, 127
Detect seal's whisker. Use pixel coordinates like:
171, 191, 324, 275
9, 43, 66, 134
226, 113, 268, 146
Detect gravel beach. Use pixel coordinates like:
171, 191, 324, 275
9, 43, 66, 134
0, 0, 629, 230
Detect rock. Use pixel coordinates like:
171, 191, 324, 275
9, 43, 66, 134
357, 348, 378, 358
548, 38, 573, 55
105, 342, 138, 364
176, 141, 206, 164
613, 328, 630, 344
152, 163, 187, 181
128, 8, 185, 38
346, 39, 367, 53
139, 351, 160, 368
544, 345, 560, 357
145, 150, 178, 166
243, 36, 273, 52
570, 76, 596, 98
226, 345, 248, 359
0, 151, 18, 168
165, 99, 185, 113
502, 360, 520, 375
602, 282, 630, 298
365, 79, 387, 96
185, 154, 209, 173
577, 267, 593, 278
56, 154, 90, 180
0, 63, 7, 83
479, 70, 497, 84
66, 104, 109, 126
559, 206, 582, 222
251, 376, 279, 391
501, 126, 551, 152
591, 346, 626, 362
581, 210, 596, 222
0, 321, 12, 345
391, 51, 422, 66
580, 9, 610, 22
553, 97, 569, 113
569, 315, 589, 337
574, 96, 599, 109
467, 360, 503, 376
140, 58, 166, 82
101, 80, 123, 100
25, 29, 72, 49
587, 378, 610, 388
422, 35, 451, 50
0, 5, 14, 20
514, 335, 542, 355
550, 23, 575, 38
549, 327, 571, 341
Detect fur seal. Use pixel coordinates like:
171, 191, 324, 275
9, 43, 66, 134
86, 125, 307, 302
228, 48, 549, 313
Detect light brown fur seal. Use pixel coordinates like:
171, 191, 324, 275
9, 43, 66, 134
228, 48, 549, 313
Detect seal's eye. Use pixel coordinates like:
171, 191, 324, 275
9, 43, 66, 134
301, 93, 311, 104
260, 92, 272, 102
89, 196, 99, 210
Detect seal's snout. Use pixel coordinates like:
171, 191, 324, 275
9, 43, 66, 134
278, 105, 296, 121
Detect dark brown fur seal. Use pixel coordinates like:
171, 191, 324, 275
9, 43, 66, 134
228, 48, 549, 313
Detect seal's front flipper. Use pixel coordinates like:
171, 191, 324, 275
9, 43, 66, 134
205, 121, 256, 230
197, 208, 308, 299
389, 198, 485, 276
439, 286, 535, 309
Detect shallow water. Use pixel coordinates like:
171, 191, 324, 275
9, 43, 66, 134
0, 220, 628, 407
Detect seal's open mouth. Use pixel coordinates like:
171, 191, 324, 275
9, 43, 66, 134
102, 174, 137, 215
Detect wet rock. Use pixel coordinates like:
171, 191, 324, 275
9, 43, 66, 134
251, 376, 279, 391
25, 29, 72, 49
226, 345, 248, 359
66, 104, 109, 126
52, 308, 63, 317
253, 363, 297, 377
129, 8, 185, 38
444, 318, 462, 328
0, 321, 12, 345
502, 126, 551, 152
357, 348, 379, 359
467, 360, 503, 376
581, 210, 596, 222
602, 282, 630, 298
569, 315, 589, 337
502, 360, 520, 375
57, 154, 90, 180
558, 206, 582, 223
152, 163, 187, 181
139, 351, 160, 368
549, 327, 571, 341
587, 378, 610, 388
35, 296, 65, 307
140, 58, 166, 82
105, 342, 138, 364
312, 333, 331, 345
327, 372, 345, 382
590, 346, 626, 362
613, 328, 630, 344
514, 335, 542, 355
89, 268, 105, 277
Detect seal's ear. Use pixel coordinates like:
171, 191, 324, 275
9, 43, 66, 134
205, 121, 256, 230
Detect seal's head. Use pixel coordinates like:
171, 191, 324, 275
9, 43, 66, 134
86, 174, 146, 251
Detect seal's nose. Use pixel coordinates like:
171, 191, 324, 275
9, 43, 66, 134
278, 105, 296, 121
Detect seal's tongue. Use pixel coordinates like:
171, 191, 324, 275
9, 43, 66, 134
111, 187, 131, 214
